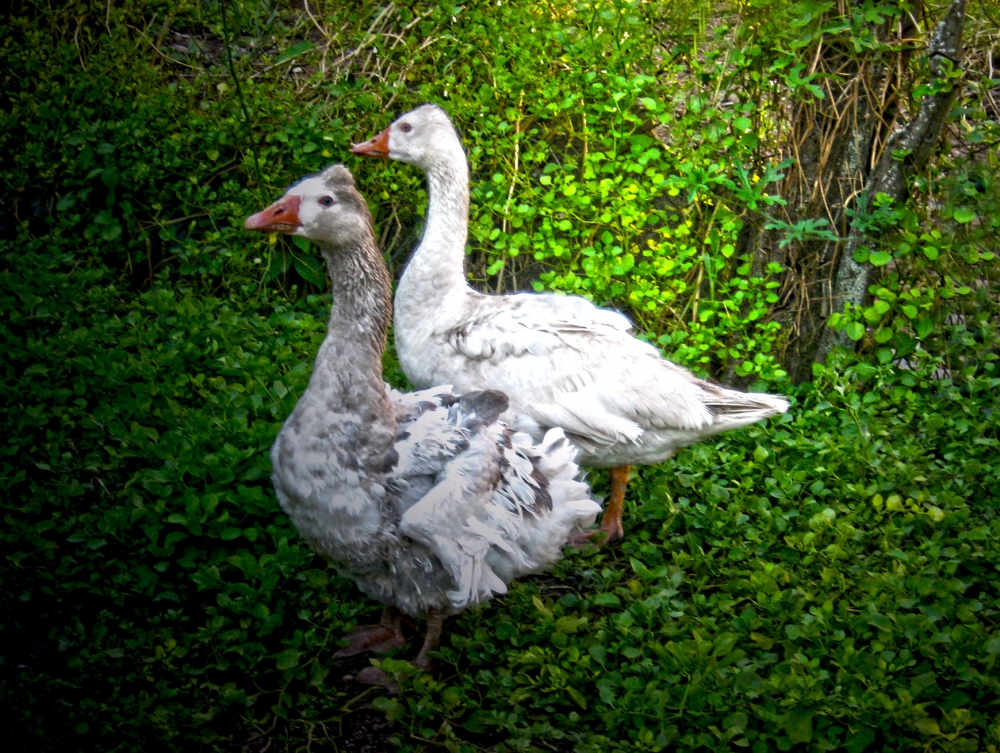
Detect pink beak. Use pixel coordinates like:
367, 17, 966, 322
244, 195, 302, 232
351, 127, 391, 158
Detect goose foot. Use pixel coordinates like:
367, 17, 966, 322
570, 465, 629, 547
353, 610, 445, 695
570, 517, 625, 548
356, 666, 401, 695
333, 607, 406, 658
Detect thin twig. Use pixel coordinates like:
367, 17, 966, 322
218, 0, 265, 196
497, 90, 525, 293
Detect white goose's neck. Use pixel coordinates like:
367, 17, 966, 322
397, 144, 472, 312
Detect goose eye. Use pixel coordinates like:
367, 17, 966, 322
318, 196, 334, 207
400, 123, 412, 133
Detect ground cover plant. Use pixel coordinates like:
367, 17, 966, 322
2, 0, 999, 751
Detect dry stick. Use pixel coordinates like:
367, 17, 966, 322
302, 0, 327, 37
356, 9, 399, 83
153, 11, 173, 56
73, 14, 87, 71
497, 90, 525, 294
359, 48, 375, 79
392, 9, 429, 44
808, 109, 839, 217
690, 264, 703, 324
818, 81, 862, 223
712, 46, 730, 104
138, 213, 211, 233
302, 0, 341, 76
808, 37, 823, 75
310, 2, 348, 78
384, 49, 422, 110
383, 16, 440, 109
332, 2, 396, 68
152, 35, 206, 75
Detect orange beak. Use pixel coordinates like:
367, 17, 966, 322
244, 195, 302, 232
351, 127, 390, 158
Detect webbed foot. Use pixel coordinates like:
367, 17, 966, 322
332, 607, 406, 658
569, 516, 624, 548
570, 465, 629, 547
356, 666, 401, 695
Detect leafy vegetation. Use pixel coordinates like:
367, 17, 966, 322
2, 1, 999, 751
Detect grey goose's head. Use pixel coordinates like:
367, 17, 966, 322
244, 164, 375, 250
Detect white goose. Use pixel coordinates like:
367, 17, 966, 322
352, 104, 789, 542
244, 164, 599, 679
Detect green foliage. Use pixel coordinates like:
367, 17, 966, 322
1, 245, 353, 746
827, 153, 1000, 368
2, 1, 1000, 751
428, 1, 794, 381
369, 355, 1000, 752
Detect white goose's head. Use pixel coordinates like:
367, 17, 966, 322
352, 104, 464, 170
244, 164, 373, 248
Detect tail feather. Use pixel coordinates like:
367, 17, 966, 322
704, 388, 789, 430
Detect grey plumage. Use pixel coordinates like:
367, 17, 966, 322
246, 165, 600, 626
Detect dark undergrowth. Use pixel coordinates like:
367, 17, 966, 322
2, 1, 999, 751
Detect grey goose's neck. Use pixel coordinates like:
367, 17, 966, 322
323, 235, 393, 348
305, 235, 396, 469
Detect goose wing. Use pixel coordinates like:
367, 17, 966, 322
445, 291, 632, 361
385, 386, 586, 611
441, 292, 725, 444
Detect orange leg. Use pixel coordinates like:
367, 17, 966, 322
572, 465, 629, 546
601, 465, 629, 542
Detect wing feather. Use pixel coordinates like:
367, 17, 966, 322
446, 292, 632, 363
385, 382, 597, 612
437, 292, 726, 444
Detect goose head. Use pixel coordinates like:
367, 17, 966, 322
244, 164, 373, 248
351, 104, 464, 171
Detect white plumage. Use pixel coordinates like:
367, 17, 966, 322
352, 104, 789, 540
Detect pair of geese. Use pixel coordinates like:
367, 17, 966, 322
245, 104, 788, 684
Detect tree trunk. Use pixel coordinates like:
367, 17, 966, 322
815, 0, 968, 361
745, 0, 969, 381
762, 1, 904, 381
